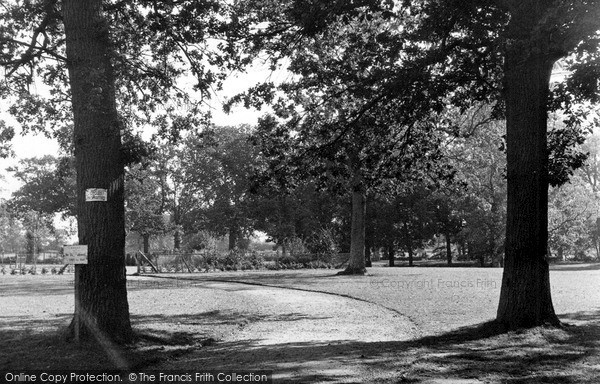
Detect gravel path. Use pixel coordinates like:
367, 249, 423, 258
0, 274, 419, 382
154, 264, 600, 335
139, 279, 418, 383
2, 264, 597, 383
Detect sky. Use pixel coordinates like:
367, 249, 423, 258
0, 59, 568, 201
0, 63, 285, 200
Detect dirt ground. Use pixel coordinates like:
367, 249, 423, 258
1, 264, 599, 383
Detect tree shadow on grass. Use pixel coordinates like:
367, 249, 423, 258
0, 277, 74, 297
155, 311, 600, 383
1, 310, 598, 383
0, 309, 333, 372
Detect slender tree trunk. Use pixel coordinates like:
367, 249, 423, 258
228, 227, 239, 250
445, 230, 452, 265
496, 38, 560, 329
488, 232, 496, 268
64, 0, 132, 342
403, 222, 413, 267
173, 230, 181, 251
173, 205, 181, 250
143, 234, 150, 254
388, 244, 395, 267
341, 178, 367, 274
365, 236, 372, 267
595, 218, 600, 261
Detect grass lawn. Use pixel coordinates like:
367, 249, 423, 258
0, 264, 598, 383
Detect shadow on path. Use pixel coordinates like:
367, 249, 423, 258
2, 310, 598, 383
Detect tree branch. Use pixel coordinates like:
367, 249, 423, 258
2, 0, 61, 75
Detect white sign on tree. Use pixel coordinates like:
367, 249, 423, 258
85, 188, 107, 202
63, 245, 88, 264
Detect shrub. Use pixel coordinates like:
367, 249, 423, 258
221, 249, 244, 269
248, 251, 265, 269
306, 260, 331, 269
276, 255, 304, 269
305, 228, 339, 263
574, 251, 596, 263
283, 236, 309, 257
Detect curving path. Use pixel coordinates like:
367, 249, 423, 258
137, 278, 419, 383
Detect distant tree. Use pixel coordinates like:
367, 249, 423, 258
430, 191, 465, 265
21, 210, 52, 263
8, 156, 76, 218
368, 186, 436, 267
548, 171, 600, 261
580, 133, 600, 259
443, 115, 507, 267
580, 133, 600, 193
251, 179, 343, 255
125, 164, 171, 254
177, 125, 258, 250
0, 202, 24, 255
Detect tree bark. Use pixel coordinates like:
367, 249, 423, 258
403, 222, 413, 267
445, 230, 452, 265
228, 227, 239, 250
496, 36, 560, 329
143, 234, 150, 254
64, 0, 133, 343
365, 236, 372, 267
173, 205, 181, 250
341, 178, 367, 274
173, 229, 181, 251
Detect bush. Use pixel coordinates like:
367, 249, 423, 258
248, 252, 265, 269
305, 228, 339, 263
222, 249, 244, 269
283, 236, 309, 257
574, 251, 596, 263
306, 260, 331, 269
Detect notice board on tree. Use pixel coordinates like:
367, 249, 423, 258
64, 245, 88, 264
85, 188, 107, 202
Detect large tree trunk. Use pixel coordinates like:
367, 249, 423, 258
64, 0, 133, 343
496, 35, 560, 329
341, 179, 367, 274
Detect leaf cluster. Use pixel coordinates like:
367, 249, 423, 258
0, 0, 248, 150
